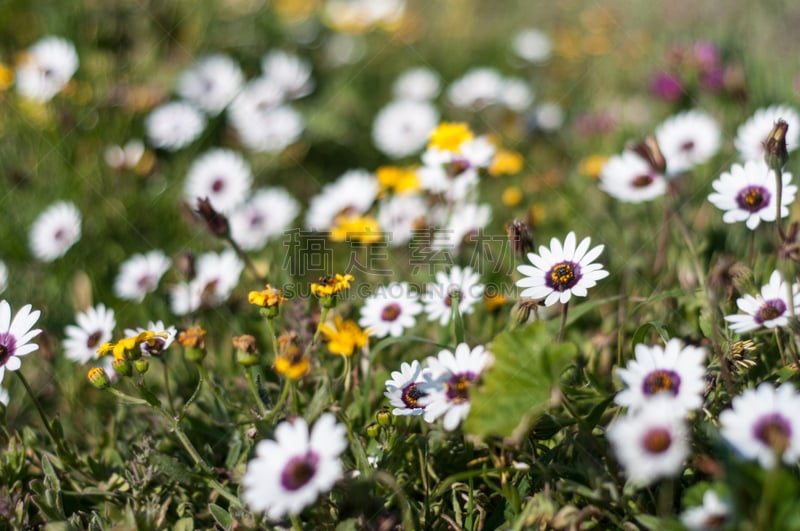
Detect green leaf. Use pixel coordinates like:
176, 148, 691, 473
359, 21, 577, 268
137, 386, 162, 407
464, 322, 576, 441
209, 503, 233, 530
631, 321, 670, 352
173, 517, 195, 531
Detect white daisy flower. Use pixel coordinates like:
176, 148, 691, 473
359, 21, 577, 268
719, 383, 800, 468
599, 151, 668, 203
393, 67, 441, 101
419, 343, 492, 431
29, 201, 82, 262
725, 270, 800, 333
15, 36, 78, 102
533, 102, 564, 131
104, 139, 145, 171
63, 304, 116, 365
708, 160, 796, 230
261, 51, 314, 100
681, 490, 730, 531
242, 413, 347, 519
384, 360, 428, 416
0, 300, 42, 385
433, 203, 491, 250
113, 250, 171, 302
359, 282, 422, 338
516, 231, 609, 307
655, 109, 721, 175
228, 78, 304, 153
230, 188, 300, 251
500, 77, 533, 111
447, 68, 503, 110
512, 28, 552, 64
372, 99, 439, 159
606, 397, 690, 485
170, 249, 244, 316
377, 194, 427, 246
614, 339, 706, 413
734, 104, 800, 161
124, 321, 177, 356
184, 149, 252, 214
177, 54, 244, 115
422, 266, 485, 326
0, 386, 8, 406
0, 261, 7, 295
305, 169, 378, 230
145, 101, 206, 151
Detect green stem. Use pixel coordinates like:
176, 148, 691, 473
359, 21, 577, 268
290, 514, 303, 531
162, 359, 175, 415
197, 363, 229, 407
312, 307, 330, 346
245, 368, 269, 417
226, 234, 266, 285
774, 167, 786, 242
558, 301, 569, 342
342, 355, 352, 395
265, 317, 279, 359
15, 371, 68, 456
265, 380, 292, 424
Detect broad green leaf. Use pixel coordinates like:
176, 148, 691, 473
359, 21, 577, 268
173, 517, 195, 531
209, 504, 233, 529
465, 322, 576, 441
631, 321, 670, 352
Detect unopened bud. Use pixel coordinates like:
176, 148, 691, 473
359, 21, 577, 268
510, 299, 541, 328
195, 197, 229, 238
366, 423, 381, 438
764, 119, 789, 171
376, 409, 392, 427
88, 367, 110, 389
134, 359, 150, 374
234, 334, 259, 367
112, 356, 132, 377
506, 219, 534, 259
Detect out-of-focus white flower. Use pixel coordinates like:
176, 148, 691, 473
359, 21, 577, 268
735, 104, 800, 161
29, 201, 82, 262
534, 102, 564, 131
512, 28, 552, 64
169, 250, 244, 316
262, 51, 314, 100
104, 140, 146, 171
599, 151, 668, 203
500, 78, 534, 111
359, 282, 422, 338
113, 250, 171, 302
433, 203, 491, 250
0, 261, 7, 296
377, 194, 427, 246
422, 266, 484, 326
372, 99, 439, 158
184, 149, 252, 214
15, 36, 78, 102
681, 490, 730, 531
178, 54, 244, 115
230, 188, 300, 251
229, 79, 304, 153
305, 170, 378, 230
63, 304, 116, 365
393, 67, 441, 101
655, 110, 721, 176
447, 68, 503, 110
145, 101, 206, 151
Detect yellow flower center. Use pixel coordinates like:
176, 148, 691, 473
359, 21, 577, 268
427, 122, 474, 152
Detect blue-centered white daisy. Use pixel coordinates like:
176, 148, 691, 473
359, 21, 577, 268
681, 490, 731, 531
145, 101, 206, 152
708, 160, 796, 230
606, 397, 690, 485
0, 300, 42, 385
516, 231, 609, 307
384, 360, 428, 416
359, 282, 422, 338
735, 104, 800, 162
419, 343, 492, 431
725, 270, 800, 333
614, 339, 706, 414
63, 304, 116, 364
113, 250, 171, 302
242, 413, 347, 519
655, 109, 721, 176
29, 201, 82, 262
719, 383, 800, 469
599, 151, 667, 203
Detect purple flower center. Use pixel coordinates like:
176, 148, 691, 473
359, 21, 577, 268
381, 303, 402, 322
86, 331, 103, 349
249, 213, 265, 228
211, 177, 225, 193
143, 337, 167, 356
280, 452, 320, 491
680, 140, 696, 152
546, 261, 581, 292
755, 299, 786, 324
642, 427, 672, 454
401, 382, 426, 409
0, 333, 16, 367
753, 413, 792, 455
735, 185, 770, 213
630, 174, 655, 188
136, 275, 155, 291
642, 369, 682, 396
446, 372, 476, 404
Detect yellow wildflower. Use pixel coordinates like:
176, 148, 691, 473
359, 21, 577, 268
319, 316, 370, 357
0, 64, 13, 91
87, 368, 110, 389
579, 155, 609, 179
330, 215, 382, 243
489, 148, 524, 176
311, 273, 354, 299
273, 332, 309, 379
484, 293, 508, 313
502, 186, 523, 207
177, 325, 207, 349
427, 122, 473, 152
248, 284, 286, 308
96, 330, 168, 359
376, 165, 420, 195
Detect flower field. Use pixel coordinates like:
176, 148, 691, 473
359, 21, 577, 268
2, 0, 800, 529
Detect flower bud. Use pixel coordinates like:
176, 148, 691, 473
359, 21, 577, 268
88, 367, 110, 389
627, 135, 666, 174
366, 423, 381, 438
195, 197, 229, 238
506, 219, 534, 259
233, 334, 259, 367
764, 119, 789, 171
112, 355, 132, 377
376, 409, 392, 427
510, 299, 541, 328
134, 359, 150, 374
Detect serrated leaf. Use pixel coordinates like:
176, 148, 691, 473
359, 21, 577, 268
465, 322, 576, 441
209, 503, 233, 529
